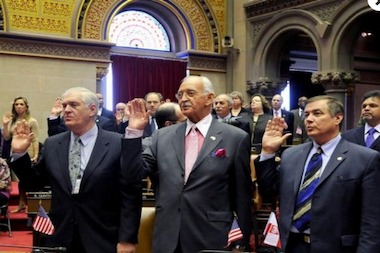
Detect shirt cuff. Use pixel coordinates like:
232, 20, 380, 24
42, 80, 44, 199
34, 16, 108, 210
11, 152, 27, 162
124, 127, 144, 139
259, 152, 276, 161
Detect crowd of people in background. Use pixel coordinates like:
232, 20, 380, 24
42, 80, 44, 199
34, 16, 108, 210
1, 77, 380, 253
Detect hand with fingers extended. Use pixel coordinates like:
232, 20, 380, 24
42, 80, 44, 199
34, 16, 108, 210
51, 97, 63, 116
262, 117, 292, 154
127, 99, 149, 130
2, 112, 12, 126
11, 120, 34, 153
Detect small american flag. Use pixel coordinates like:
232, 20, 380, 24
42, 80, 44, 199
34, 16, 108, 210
33, 205, 55, 235
226, 216, 243, 247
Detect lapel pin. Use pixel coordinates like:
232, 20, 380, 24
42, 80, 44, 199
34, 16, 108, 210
337, 157, 342, 161
210, 136, 216, 141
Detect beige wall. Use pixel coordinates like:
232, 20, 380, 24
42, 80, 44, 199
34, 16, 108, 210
0, 55, 97, 142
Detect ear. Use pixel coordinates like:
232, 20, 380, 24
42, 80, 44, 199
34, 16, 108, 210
335, 113, 344, 125
89, 104, 98, 117
205, 93, 215, 107
164, 121, 173, 127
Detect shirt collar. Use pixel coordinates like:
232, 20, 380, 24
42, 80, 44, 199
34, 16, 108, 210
71, 124, 98, 147
365, 123, 380, 134
312, 134, 341, 158
186, 114, 212, 137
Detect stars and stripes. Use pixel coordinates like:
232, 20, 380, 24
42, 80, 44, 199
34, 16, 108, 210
32, 205, 55, 235
226, 216, 243, 247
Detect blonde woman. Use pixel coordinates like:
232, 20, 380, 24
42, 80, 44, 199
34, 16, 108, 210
2, 97, 39, 213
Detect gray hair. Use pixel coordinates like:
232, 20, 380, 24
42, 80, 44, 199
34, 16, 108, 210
62, 87, 99, 113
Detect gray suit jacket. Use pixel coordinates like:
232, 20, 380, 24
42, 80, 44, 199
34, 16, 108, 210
11, 129, 142, 253
255, 139, 380, 253
123, 119, 252, 253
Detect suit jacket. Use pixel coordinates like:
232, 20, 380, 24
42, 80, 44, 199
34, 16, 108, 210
251, 113, 272, 153
122, 119, 252, 253
291, 108, 308, 144
100, 107, 115, 120
255, 139, 380, 253
11, 129, 142, 253
118, 119, 154, 138
271, 109, 294, 145
213, 115, 252, 137
342, 126, 380, 152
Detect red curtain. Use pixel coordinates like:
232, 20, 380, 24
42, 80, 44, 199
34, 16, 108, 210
111, 55, 187, 103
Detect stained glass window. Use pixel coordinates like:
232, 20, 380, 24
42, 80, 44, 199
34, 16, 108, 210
109, 10, 170, 51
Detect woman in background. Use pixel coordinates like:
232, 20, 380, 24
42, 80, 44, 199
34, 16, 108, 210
250, 94, 272, 153
2, 97, 39, 213
230, 91, 251, 117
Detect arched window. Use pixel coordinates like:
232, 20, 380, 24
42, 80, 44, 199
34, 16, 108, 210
109, 10, 170, 51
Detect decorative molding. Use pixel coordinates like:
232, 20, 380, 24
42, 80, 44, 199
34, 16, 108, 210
0, 33, 112, 63
96, 65, 109, 80
0, 2, 4, 31
178, 50, 226, 72
309, 0, 344, 21
311, 70, 359, 92
246, 77, 287, 98
244, 0, 317, 19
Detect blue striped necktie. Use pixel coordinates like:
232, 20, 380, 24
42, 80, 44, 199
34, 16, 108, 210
293, 147, 323, 232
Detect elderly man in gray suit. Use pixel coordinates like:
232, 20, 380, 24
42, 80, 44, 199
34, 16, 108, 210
123, 76, 252, 253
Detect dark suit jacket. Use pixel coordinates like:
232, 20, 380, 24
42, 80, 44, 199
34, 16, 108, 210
118, 119, 154, 138
342, 126, 380, 152
11, 129, 142, 253
48, 115, 115, 136
251, 113, 272, 153
122, 119, 252, 253
271, 109, 294, 145
213, 115, 252, 137
100, 107, 115, 120
255, 139, 380, 252
291, 108, 308, 144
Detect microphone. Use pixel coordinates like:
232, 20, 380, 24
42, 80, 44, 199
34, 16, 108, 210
0, 244, 66, 252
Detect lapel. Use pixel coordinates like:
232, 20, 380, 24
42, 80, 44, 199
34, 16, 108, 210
173, 123, 187, 170
318, 139, 347, 186
292, 143, 313, 195
80, 130, 110, 189
354, 126, 366, 146
192, 119, 222, 171
56, 132, 72, 193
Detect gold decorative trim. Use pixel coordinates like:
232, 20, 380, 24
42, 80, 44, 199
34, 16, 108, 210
0, 33, 112, 63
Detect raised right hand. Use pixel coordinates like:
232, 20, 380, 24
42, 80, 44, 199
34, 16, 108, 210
11, 120, 34, 153
127, 99, 149, 130
261, 117, 292, 154
2, 112, 12, 126
51, 97, 63, 116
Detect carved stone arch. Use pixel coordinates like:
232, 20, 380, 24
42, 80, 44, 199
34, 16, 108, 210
78, 0, 221, 53
252, 9, 324, 81
328, 1, 372, 70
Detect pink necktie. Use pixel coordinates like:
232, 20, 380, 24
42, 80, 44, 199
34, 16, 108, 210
185, 127, 204, 183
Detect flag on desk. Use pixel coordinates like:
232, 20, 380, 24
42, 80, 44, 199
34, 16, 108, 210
225, 216, 243, 247
263, 212, 282, 248
33, 205, 55, 235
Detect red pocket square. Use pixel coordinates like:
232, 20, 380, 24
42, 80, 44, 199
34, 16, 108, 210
213, 148, 226, 157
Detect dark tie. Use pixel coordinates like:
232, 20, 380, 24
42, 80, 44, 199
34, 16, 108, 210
293, 147, 323, 232
150, 116, 157, 134
69, 137, 81, 190
366, 128, 376, 147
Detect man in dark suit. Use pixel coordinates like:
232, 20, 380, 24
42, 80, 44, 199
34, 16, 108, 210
255, 95, 380, 253
342, 90, 380, 152
213, 93, 252, 137
291, 96, 308, 144
11, 87, 142, 253
271, 94, 294, 145
123, 76, 252, 253
96, 93, 115, 120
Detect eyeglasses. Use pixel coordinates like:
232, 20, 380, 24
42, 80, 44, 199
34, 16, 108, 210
175, 90, 204, 100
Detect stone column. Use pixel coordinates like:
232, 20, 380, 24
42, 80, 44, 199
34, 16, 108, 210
96, 65, 109, 93
311, 70, 359, 130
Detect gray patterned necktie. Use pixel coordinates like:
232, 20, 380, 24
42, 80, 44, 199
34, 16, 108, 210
69, 137, 81, 189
